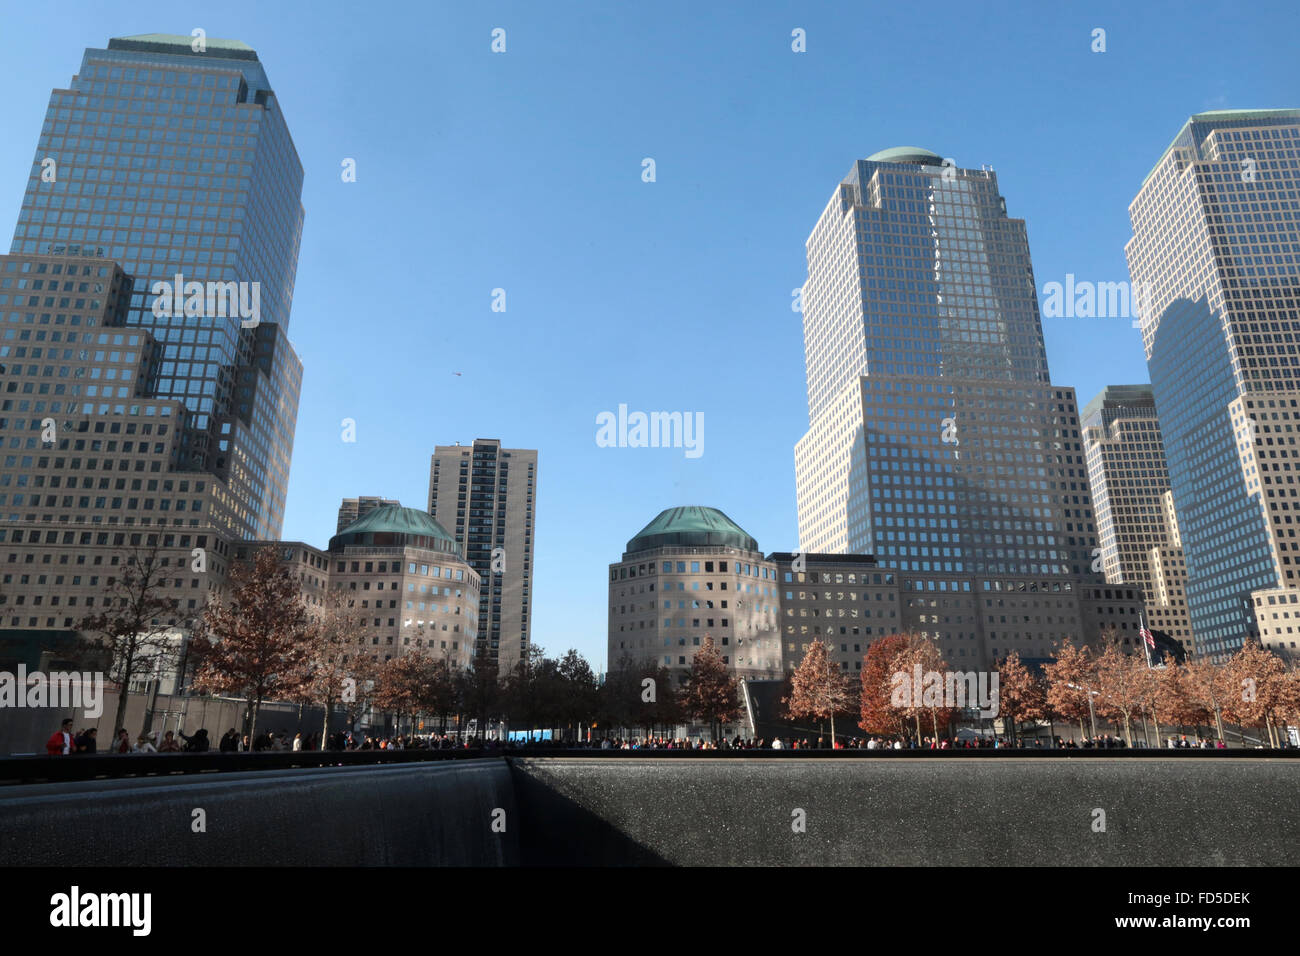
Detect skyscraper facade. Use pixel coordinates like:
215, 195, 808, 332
795, 148, 1142, 667
1082, 385, 1194, 655
1126, 109, 1300, 659
427, 439, 537, 672
0, 34, 305, 661
10, 33, 304, 541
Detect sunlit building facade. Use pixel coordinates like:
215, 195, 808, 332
795, 148, 1142, 665
1082, 385, 1194, 654
1126, 109, 1300, 659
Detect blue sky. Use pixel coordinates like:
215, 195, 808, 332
1, 1, 1296, 669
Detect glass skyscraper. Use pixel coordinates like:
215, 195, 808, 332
9, 33, 304, 539
1126, 109, 1300, 660
796, 149, 1139, 667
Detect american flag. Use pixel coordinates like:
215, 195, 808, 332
1140, 626, 1155, 650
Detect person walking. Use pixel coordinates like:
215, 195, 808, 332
74, 727, 97, 754
219, 729, 240, 753
158, 730, 181, 753
45, 718, 76, 756
132, 734, 157, 753
111, 728, 131, 754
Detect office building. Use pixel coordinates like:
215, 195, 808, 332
0, 33, 306, 665
327, 504, 479, 668
1125, 109, 1300, 659
1081, 385, 1194, 654
608, 506, 782, 685
766, 553, 900, 674
794, 148, 1144, 666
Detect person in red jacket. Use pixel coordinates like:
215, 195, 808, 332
46, 718, 75, 756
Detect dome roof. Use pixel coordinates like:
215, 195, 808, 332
329, 505, 460, 555
626, 506, 759, 554
865, 146, 943, 165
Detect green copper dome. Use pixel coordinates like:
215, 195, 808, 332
626, 506, 759, 554
329, 505, 461, 555
866, 146, 943, 165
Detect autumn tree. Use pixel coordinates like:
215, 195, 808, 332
78, 540, 184, 737
1135, 661, 1176, 746
859, 633, 913, 739
375, 652, 429, 737
342, 653, 379, 738
1044, 640, 1097, 740
996, 652, 1044, 746
1093, 642, 1146, 746
1278, 666, 1300, 743
419, 657, 459, 736
682, 634, 740, 742
299, 589, 366, 749
900, 632, 957, 743
190, 546, 312, 743
785, 639, 855, 744
1229, 640, 1288, 747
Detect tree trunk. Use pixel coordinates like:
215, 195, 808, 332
114, 647, 135, 735
249, 698, 261, 748
321, 700, 330, 751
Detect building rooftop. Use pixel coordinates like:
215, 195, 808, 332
1139, 108, 1300, 190
865, 146, 943, 165
108, 34, 260, 60
329, 505, 460, 553
626, 506, 759, 554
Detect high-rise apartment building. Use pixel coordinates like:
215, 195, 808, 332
0, 34, 305, 663
1082, 385, 1194, 654
1125, 109, 1300, 659
428, 439, 537, 672
795, 148, 1143, 666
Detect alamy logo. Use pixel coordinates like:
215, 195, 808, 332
595, 404, 704, 459
50, 886, 151, 936
0, 666, 102, 718
890, 665, 999, 718
1040, 275, 1151, 327
151, 273, 260, 328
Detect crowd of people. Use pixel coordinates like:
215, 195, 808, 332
45, 719, 331, 755
41, 716, 1256, 756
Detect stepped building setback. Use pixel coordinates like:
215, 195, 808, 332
794, 147, 1144, 667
